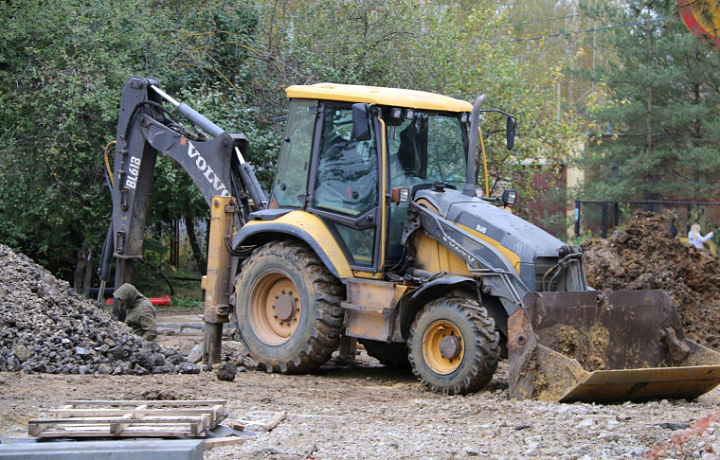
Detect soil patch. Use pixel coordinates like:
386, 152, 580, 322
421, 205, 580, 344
582, 212, 720, 349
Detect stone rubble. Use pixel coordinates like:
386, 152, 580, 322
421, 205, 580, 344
0, 243, 199, 375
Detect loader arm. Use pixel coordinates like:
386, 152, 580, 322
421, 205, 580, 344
401, 197, 528, 314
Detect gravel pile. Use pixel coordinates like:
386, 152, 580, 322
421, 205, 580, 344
582, 211, 720, 349
0, 243, 199, 375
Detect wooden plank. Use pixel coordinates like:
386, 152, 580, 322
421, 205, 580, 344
28, 422, 46, 437
50, 408, 223, 418
204, 436, 247, 450
31, 416, 210, 425
34, 423, 202, 438
227, 411, 286, 432
111, 405, 144, 435
265, 411, 286, 431
40, 412, 218, 421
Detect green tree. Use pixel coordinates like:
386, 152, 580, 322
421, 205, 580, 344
0, 0, 261, 279
251, 0, 583, 212
0, 0, 586, 283
582, 0, 720, 201
0, 0, 142, 276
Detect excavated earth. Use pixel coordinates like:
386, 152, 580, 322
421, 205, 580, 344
2, 221, 720, 459
0, 244, 199, 375
582, 211, 720, 350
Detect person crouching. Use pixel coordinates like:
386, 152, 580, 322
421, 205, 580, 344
113, 283, 158, 341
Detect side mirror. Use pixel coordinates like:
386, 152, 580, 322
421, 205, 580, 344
506, 116, 516, 150
501, 189, 518, 207
352, 103, 372, 141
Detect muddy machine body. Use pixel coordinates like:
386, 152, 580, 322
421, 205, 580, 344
101, 77, 720, 402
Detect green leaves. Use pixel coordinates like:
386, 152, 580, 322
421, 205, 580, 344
0, 0, 587, 280
582, 0, 720, 202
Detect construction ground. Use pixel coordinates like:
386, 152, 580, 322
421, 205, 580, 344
2, 212, 720, 459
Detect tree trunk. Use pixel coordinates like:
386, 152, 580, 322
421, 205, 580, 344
184, 196, 206, 275
73, 247, 90, 295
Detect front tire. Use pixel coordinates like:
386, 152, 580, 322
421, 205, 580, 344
234, 241, 344, 373
408, 297, 500, 395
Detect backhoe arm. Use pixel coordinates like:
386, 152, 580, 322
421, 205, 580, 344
101, 76, 266, 306
100, 77, 267, 330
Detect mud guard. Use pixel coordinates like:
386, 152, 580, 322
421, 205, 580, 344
398, 276, 478, 338
232, 212, 353, 280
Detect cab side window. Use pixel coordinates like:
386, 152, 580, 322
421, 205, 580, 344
313, 106, 378, 216
272, 99, 316, 208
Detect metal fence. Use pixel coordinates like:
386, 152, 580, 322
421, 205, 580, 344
573, 200, 720, 239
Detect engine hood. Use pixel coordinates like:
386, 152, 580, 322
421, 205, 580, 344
415, 188, 567, 290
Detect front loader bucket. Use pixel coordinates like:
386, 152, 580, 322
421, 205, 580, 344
508, 290, 720, 403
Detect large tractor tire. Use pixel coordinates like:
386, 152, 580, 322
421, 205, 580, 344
234, 241, 344, 373
408, 297, 500, 395
359, 339, 411, 370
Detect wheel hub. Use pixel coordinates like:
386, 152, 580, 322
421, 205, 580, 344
422, 320, 465, 375
439, 335, 462, 360
273, 290, 297, 322
246, 273, 301, 345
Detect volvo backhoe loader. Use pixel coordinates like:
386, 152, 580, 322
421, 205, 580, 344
100, 76, 720, 402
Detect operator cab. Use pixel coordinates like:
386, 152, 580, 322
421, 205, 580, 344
269, 84, 473, 274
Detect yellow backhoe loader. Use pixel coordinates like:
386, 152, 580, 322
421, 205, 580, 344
99, 76, 720, 402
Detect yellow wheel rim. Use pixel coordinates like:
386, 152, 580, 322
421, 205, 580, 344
422, 320, 464, 375
248, 273, 301, 346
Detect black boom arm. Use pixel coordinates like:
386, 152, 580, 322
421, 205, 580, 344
100, 76, 267, 295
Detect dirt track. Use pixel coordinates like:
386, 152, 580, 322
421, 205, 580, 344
2, 333, 720, 459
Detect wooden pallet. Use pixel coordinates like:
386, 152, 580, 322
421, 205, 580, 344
28, 400, 227, 438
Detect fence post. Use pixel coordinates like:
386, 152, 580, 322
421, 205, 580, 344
601, 201, 609, 238
614, 202, 620, 229
574, 200, 581, 237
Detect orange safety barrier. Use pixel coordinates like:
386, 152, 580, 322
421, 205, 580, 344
105, 295, 172, 306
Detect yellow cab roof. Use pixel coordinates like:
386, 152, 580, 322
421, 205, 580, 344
285, 83, 473, 113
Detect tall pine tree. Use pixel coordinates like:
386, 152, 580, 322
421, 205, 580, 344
583, 0, 720, 201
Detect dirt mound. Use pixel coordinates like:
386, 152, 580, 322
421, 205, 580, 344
582, 212, 720, 348
0, 243, 199, 375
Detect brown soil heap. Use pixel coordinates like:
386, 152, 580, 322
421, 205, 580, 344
582, 212, 720, 349
0, 243, 199, 375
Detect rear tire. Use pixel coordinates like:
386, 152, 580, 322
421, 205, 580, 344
408, 297, 499, 395
234, 241, 344, 373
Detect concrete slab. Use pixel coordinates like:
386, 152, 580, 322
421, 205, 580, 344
0, 439, 204, 459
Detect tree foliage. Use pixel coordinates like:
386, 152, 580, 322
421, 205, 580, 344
0, 0, 584, 280
581, 0, 720, 201
0, 0, 262, 277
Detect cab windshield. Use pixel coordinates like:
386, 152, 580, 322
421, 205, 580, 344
385, 109, 468, 190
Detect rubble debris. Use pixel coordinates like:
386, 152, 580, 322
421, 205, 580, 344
215, 363, 237, 382
583, 212, 720, 349
0, 243, 199, 375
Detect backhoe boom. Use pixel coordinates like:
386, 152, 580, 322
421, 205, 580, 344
99, 76, 266, 363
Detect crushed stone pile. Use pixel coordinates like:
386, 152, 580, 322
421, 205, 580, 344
582, 212, 720, 349
0, 243, 200, 375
